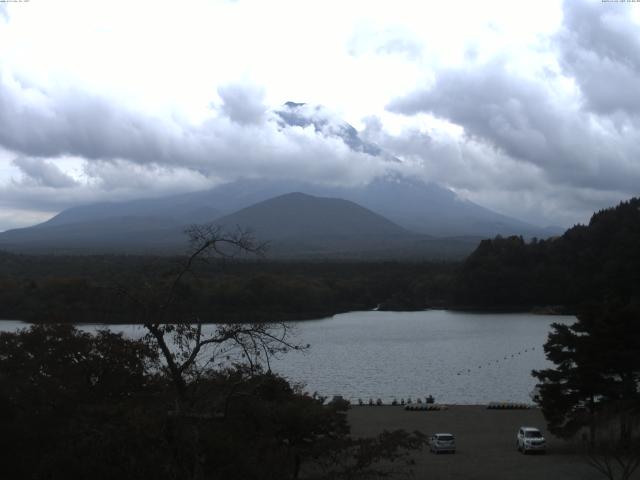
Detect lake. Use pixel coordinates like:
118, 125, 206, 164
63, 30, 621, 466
0, 310, 573, 404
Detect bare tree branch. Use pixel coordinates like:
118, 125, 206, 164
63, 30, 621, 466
111, 223, 302, 405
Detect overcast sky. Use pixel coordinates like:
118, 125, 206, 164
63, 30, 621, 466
1, 0, 639, 231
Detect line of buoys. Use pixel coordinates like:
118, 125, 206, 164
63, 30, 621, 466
356, 396, 438, 406
405, 404, 447, 411
358, 398, 386, 406
487, 402, 531, 410
454, 345, 541, 376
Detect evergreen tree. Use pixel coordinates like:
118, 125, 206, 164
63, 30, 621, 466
533, 302, 640, 443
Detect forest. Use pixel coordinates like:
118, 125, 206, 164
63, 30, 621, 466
2, 198, 639, 323
454, 197, 640, 311
0, 254, 456, 324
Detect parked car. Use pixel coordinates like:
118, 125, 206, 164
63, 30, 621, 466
516, 427, 546, 454
430, 433, 456, 454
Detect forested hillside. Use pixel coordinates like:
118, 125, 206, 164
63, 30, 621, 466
454, 198, 640, 310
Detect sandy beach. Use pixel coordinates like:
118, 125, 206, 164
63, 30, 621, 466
348, 405, 637, 480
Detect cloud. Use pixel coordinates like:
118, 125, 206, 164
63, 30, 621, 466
376, 37, 423, 59
556, 0, 640, 116
362, 113, 635, 227
0, 69, 393, 230
379, 0, 640, 226
361, 115, 432, 159
12, 156, 78, 188
0, 69, 388, 186
81, 160, 213, 193
275, 102, 383, 156
387, 56, 640, 195
348, 25, 423, 60
217, 83, 267, 125
1, 0, 639, 232
0, 206, 52, 232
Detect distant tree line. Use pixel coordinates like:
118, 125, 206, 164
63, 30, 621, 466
0, 254, 456, 323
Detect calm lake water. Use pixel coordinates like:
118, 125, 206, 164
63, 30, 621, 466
0, 310, 573, 404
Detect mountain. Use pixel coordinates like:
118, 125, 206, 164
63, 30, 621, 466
316, 175, 548, 237
0, 191, 481, 258
0, 102, 560, 256
36, 194, 220, 229
28, 174, 549, 238
274, 102, 384, 157
212, 192, 424, 257
213, 192, 486, 259
272, 102, 556, 238
0, 216, 187, 253
215, 192, 408, 240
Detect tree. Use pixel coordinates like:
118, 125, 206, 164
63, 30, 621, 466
0, 325, 426, 480
532, 319, 604, 442
582, 402, 640, 480
533, 302, 640, 480
0, 324, 166, 480
114, 224, 301, 402
111, 224, 310, 479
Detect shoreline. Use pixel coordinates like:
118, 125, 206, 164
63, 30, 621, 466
0, 305, 575, 326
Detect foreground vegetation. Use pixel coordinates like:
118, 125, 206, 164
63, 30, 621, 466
0, 324, 426, 480
533, 302, 640, 480
0, 226, 427, 480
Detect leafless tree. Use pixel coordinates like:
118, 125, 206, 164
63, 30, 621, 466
112, 224, 311, 479
116, 224, 303, 403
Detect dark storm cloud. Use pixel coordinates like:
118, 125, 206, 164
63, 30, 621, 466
12, 157, 78, 188
556, 0, 640, 115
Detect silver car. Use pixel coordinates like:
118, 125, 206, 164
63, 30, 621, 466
430, 433, 456, 454
516, 427, 546, 454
